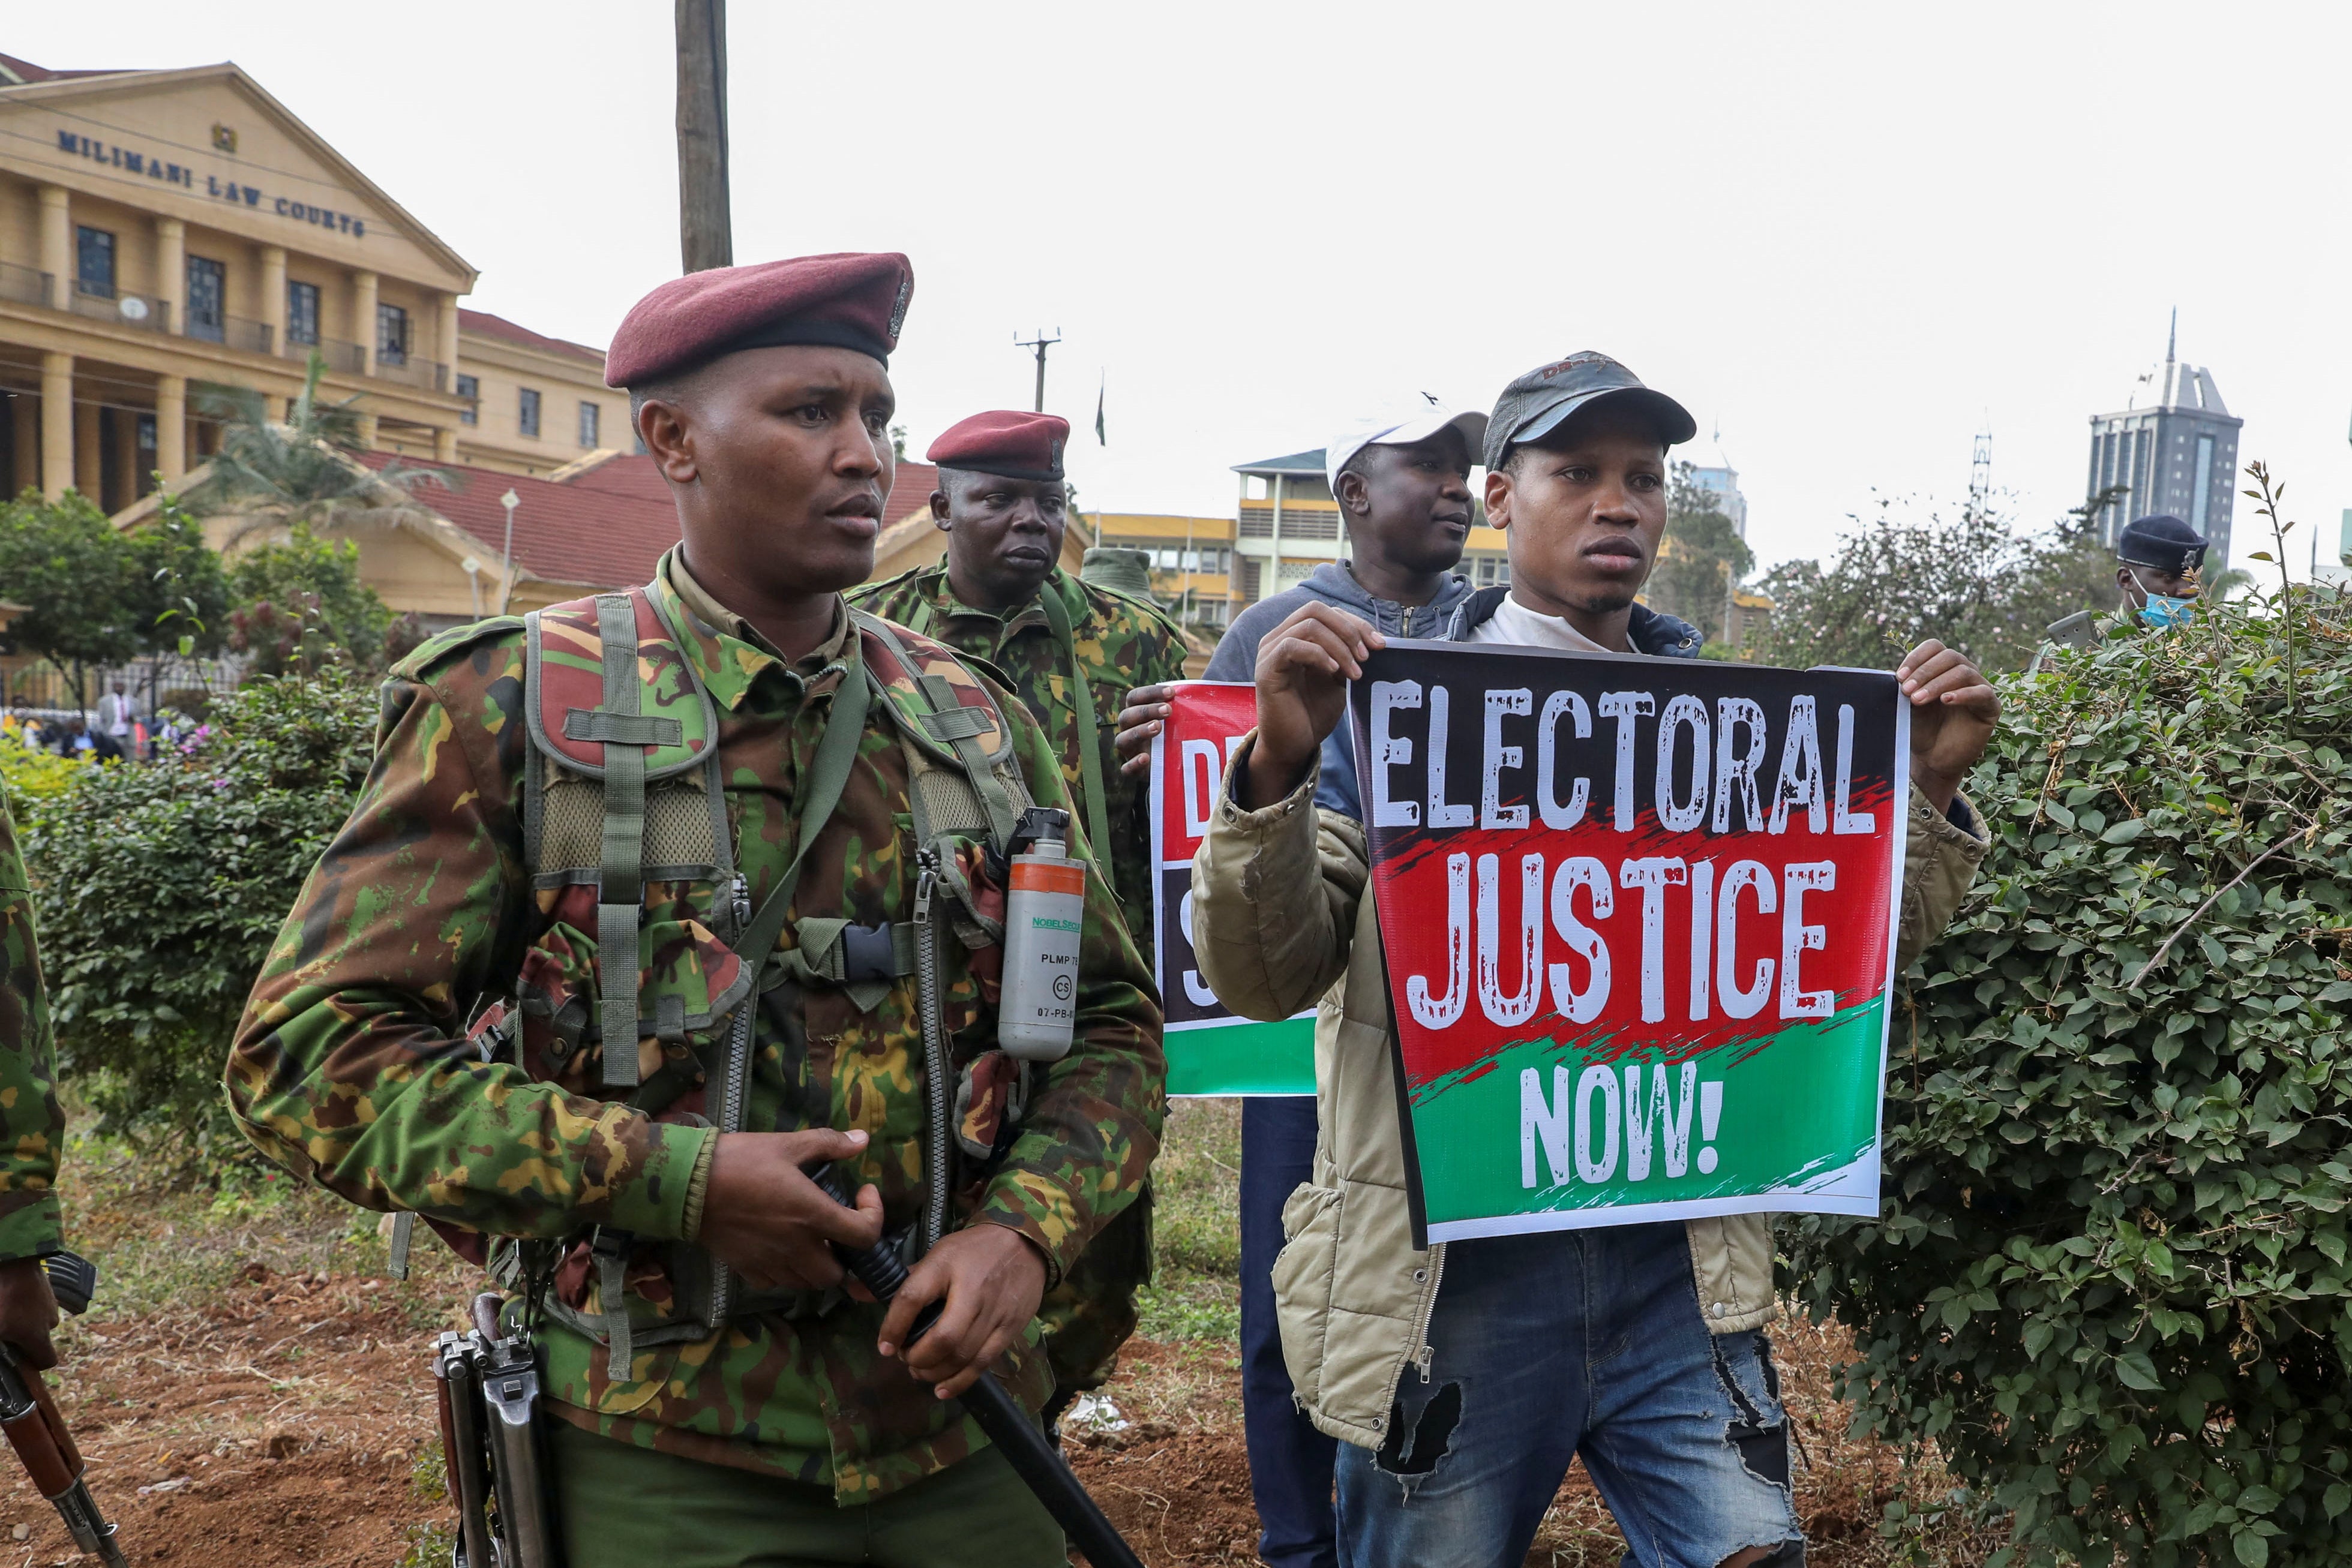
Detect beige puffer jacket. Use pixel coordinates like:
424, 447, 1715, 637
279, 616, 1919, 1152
1191, 738, 1989, 1450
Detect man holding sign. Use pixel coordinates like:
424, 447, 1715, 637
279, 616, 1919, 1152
1192, 353, 1996, 1567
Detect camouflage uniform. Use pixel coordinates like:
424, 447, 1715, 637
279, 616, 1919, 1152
0, 780, 64, 1263
849, 563, 1187, 1410
226, 547, 1165, 1503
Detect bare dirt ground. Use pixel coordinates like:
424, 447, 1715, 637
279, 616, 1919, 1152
1, 1106, 1999, 1567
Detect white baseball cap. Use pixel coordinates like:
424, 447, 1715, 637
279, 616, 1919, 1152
1323, 401, 1490, 494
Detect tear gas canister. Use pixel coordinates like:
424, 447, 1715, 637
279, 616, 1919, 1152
1000, 809, 1085, 1061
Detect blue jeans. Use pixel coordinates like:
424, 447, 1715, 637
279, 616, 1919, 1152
1242, 1096, 1338, 1568
1335, 1222, 1802, 1568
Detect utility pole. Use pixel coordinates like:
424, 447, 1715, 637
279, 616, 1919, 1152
1015, 329, 1061, 413
676, 0, 731, 273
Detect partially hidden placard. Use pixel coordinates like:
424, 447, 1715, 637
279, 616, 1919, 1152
1346, 641, 1910, 1244
1151, 680, 1317, 1097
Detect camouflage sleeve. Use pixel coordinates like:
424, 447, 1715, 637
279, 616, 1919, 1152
975, 681, 1167, 1284
0, 782, 64, 1263
224, 658, 709, 1243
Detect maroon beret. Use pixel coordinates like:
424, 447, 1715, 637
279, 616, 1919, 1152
604, 251, 913, 388
926, 410, 1070, 483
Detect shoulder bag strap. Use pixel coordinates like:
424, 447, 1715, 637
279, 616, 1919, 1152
1035, 580, 1114, 866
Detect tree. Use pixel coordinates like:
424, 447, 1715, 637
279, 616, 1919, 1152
191, 351, 457, 544
1753, 491, 2119, 674
123, 498, 233, 661
1644, 462, 1756, 643
0, 491, 141, 707
226, 523, 394, 673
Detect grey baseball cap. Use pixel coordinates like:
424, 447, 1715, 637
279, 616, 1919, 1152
1483, 352, 1698, 472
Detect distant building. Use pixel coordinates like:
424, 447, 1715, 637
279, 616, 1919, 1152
1684, 464, 1748, 536
2086, 327, 2242, 563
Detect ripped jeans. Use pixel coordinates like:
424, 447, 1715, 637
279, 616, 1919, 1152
1334, 1222, 1802, 1568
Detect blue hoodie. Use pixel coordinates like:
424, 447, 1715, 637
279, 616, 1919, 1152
1204, 566, 1701, 821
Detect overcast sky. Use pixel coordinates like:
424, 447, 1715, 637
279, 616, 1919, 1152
15, 2, 2351, 576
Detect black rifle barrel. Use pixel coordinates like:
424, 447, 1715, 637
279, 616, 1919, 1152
814, 1170, 1147, 1568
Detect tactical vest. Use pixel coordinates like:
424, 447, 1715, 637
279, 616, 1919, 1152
396, 581, 1042, 1376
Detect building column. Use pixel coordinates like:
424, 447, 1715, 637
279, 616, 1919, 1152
39, 353, 72, 500
433, 426, 458, 462
355, 411, 379, 449
436, 292, 461, 392
352, 269, 379, 375
73, 402, 100, 504
36, 186, 70, 308
154, 217, 185, 335
259, 244, 287, 358
155, 374, 187, 483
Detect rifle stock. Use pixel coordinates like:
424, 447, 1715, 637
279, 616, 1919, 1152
1, 1250, 128, 1568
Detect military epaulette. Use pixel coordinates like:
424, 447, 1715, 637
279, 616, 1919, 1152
389, 615, 526, 682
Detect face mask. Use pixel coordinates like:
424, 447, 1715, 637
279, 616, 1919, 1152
2140, 593, 2197, 630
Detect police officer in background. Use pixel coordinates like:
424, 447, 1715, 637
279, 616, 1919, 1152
2115, 513, 2210, 627
227, 255, 1165, 1567
851, 411, 1189, 1424
2044, 512, 2212, 654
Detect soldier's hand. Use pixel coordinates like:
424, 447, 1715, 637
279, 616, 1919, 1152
698, 1130, 885, 1293
1897, 639, 2001, 812
1242, 603, 1382, 810
0, 1257, 61, 1370
1115, 684, 1178, 778
877, 1222, 1046, 1400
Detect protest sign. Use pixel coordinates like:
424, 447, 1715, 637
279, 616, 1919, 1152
1151, 681, 1317, 1096
1347, 641, 1909, 1243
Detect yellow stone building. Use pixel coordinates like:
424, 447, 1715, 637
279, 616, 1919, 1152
0, 50, 635, 508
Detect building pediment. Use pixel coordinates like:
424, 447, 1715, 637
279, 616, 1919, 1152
0, 63, 473, 292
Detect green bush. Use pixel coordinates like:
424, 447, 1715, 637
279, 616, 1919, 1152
1798, 568, 2352, 1565
24, 669, 376, 1166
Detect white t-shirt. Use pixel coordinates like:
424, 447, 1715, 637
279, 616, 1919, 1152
1466, 592, 1625, 655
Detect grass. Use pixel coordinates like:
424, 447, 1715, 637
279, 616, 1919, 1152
1137, 1098, 1243, 1343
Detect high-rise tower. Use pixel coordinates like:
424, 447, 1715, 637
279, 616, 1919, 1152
2086, 311, 2242, 561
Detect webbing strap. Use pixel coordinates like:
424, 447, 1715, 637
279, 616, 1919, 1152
595, 1232, 634, 1379
594, 593, 646, 1090
1037, 581, 1115, 866
728, 664, 872, 973
565, 710, 683, 746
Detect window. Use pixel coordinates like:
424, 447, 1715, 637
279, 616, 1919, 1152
76, 226, 115, 298
185, 256, 225, 342
2192, 434, 2214, 529
376, 303, 409, 366
578, 401, 599, 448
456, 374, 479, 426
518, 387, 541, 438
286, 281, 320, 346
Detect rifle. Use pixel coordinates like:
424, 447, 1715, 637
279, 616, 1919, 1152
0, 1251, 128, 1567
814, 1169, 1147, 1568
432, 1292, 557, 1568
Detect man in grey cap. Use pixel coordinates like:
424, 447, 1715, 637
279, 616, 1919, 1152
1195, 352, 1999, 1568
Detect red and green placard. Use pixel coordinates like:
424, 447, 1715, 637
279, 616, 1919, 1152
1347, 641, 1910, 1245
1150, 681, 1316, 1097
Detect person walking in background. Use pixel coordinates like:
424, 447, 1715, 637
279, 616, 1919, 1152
1114, 399, 1486, 1568
95, 683, 138, 755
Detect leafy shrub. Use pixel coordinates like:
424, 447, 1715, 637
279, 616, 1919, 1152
1798, 569, 2352, 1566
0, 733, 91, 803
25, 669, 376, 1168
